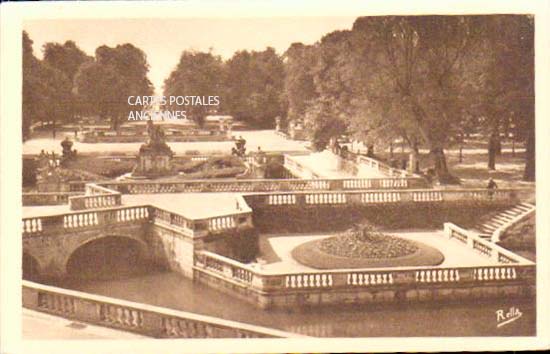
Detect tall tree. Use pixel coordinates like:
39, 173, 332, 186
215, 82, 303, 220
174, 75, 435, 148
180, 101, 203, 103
163, 50, 224, 126
283, 43, 317, 125
43, 41, 91, 82
223, 47, 285, 128
346, 16, 488, 183
43, 41, 92, 123
480, 16, 534, 179
22, 31, 42, 140
74, 44, 154, 130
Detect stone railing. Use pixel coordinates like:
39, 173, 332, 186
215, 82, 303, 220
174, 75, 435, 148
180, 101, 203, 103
443, 222, 534, 265
22, 205, 151, 237
151, 207, 196, 237
283, 154, 322, 179
22, 192, 82, 206
95, 177, 427, 195
22, 200, 251, 239
245, 188, 527, 207
194, 250, 535, 297
22, 280, 302, 338
355, 155, 411, 178
69, 183, 122, 211
491, 204, 536, 242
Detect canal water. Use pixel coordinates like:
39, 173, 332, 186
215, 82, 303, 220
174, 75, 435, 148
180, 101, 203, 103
51, 269, 536, 338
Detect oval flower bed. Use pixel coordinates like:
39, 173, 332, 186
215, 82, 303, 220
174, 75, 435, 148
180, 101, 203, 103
291, 224, 445, 269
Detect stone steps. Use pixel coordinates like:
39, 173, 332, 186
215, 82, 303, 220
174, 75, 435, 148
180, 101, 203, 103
474, 203, 535, 241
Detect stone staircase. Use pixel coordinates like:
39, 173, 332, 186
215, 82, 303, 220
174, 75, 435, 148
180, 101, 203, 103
475, 202, 536, 241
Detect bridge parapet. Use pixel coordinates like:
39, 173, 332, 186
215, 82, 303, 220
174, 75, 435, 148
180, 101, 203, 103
22, 205, 151, 238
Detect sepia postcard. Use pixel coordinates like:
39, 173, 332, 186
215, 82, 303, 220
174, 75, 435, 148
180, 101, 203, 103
1, 0, 549, 353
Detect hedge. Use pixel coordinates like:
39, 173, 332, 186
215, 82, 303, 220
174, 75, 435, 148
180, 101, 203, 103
249, 201, 511, 234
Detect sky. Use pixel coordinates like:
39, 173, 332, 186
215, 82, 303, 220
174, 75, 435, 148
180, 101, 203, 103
24, 17, 356, 93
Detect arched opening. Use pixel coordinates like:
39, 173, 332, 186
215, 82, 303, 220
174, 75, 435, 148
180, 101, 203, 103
66, 236, 151, 280
22, 252, 40, 281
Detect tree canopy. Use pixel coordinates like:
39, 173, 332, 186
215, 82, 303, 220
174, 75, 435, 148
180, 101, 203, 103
74, 44, 154, 130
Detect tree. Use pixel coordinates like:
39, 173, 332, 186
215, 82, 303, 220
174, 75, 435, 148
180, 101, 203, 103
345, 16, 490, 183
74, 44, 154, 130
283, 43, 318, 125
480, 16, 534, 180
223, 48, 285, 128
22, 31, 43, 140
43, 41, 92, 123
163, 50, 224, 126
43, 41, 91, 83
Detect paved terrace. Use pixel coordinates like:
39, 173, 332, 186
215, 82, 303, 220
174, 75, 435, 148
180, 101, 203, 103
256, 231, 499, 274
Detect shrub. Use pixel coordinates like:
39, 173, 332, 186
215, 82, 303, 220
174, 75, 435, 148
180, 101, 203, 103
248, 201, 511, 234
207, 227, 259, 263
22, 158, 37, 187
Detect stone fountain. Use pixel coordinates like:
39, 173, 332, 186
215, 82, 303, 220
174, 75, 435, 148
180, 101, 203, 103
131, 120, 176, 179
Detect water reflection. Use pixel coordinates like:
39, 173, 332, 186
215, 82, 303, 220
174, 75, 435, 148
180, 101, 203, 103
47, 270, 536, 337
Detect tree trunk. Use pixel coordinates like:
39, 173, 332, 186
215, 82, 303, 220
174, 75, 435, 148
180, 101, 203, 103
430, 147, 459, 184
523, 126, 535, 181
488, 134, 497, 170
367, 145, 374, 158
495, 135, 502, 155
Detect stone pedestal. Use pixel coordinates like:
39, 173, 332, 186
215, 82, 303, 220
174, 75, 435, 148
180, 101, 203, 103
133, 147, 175, 178
132, 122, 176, 178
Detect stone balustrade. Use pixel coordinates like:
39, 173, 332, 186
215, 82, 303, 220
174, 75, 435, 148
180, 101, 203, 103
22, 205, 151, 237
22, 192, 82, 206
193, 250, 535, 301
22, 280, 301, 338
246, 188, 526, 207
95, 177, 427, 195
69, 194, 122, 211
355, 155, 410, 178
69, 183, 123, 211
443, 222, 534, 265
23, 201, 251, 239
